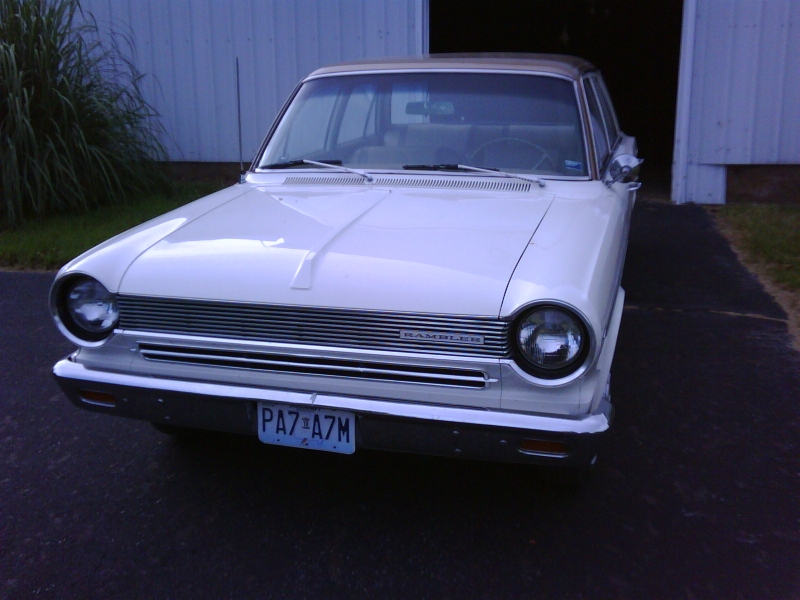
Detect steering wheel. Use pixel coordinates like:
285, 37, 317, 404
469, 137, 556, 172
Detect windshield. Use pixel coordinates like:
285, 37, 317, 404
258, 72, 588, 177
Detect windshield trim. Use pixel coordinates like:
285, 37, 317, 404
303, 68, 578, 83
253, 70, 593, 181
250, 167, 592, 182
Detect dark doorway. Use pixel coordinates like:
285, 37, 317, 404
430, 0, 683, 177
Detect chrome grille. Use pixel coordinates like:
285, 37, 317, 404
138, 343, 489, 389
118, 296, 511, 358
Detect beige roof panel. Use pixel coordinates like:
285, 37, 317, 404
308, 53, 596, 81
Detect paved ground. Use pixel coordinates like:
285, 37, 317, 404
1, 200, 799, 599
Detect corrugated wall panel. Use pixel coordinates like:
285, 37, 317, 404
726, 1, 760, 163
673, 0, 800, 203
752, 1, 787, 163
79, 0, 428, 162
686, 0, 800, 166
691, 0, 731, 166
778, 1, 800, 161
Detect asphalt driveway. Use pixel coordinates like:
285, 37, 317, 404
1, 200, 799, 599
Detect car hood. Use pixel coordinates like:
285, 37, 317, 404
117, 184, 554, 316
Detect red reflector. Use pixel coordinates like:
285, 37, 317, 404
78, 390, 117, 407
518, 439, 569, 457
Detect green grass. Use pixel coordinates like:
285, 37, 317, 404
718, 204, 800, 292
0, 181, 227, 270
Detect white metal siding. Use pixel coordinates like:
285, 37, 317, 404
80, 0, 428, 162
673, 0, 799, 203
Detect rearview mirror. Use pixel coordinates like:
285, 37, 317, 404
604, 154, 642, 186
405, 101, 455, 116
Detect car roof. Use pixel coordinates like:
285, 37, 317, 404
307, 53, 596, 81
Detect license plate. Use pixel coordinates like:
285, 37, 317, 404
257, 403, 355, 454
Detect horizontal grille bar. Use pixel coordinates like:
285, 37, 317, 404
139, 344, 488, 389
118, 296, 511, 358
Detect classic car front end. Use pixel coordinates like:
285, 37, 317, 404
51, 54, 640, 469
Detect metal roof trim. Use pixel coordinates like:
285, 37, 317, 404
308, 53, 595, 81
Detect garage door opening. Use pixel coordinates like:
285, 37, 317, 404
430, 0, 683, 189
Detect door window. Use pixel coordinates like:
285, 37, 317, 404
583, 78, 610, 169
593, 75, 620, 149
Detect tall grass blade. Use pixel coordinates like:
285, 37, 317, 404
0, 0, 170, 226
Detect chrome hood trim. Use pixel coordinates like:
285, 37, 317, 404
283, 174, 533, 192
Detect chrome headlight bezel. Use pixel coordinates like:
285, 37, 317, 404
50, 275, 119, 347
512, 304, 592, 380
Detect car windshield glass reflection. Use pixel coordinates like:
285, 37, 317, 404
258, 72, 587, 177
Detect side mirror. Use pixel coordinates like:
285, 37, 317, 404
604, 154, 643, 186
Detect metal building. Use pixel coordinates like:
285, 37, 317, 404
80, 0, 798, 204
673, 0, 800, 204
80, 0, 429, 163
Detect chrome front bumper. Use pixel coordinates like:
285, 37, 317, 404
53, 358, 613, 466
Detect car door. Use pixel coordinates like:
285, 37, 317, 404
583, 72, 640, 296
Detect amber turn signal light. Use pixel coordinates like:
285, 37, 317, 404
518, 439, 569, 457
78, 390, 117, 407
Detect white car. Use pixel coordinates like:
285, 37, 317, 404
50, 54, 640, 474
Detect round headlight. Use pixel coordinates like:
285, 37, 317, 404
515, 306, 589, 379
55, 276, 119, 343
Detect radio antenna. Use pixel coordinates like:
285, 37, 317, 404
236, 57, 244, 180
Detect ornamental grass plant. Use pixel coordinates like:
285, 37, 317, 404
0, 0, 169, 226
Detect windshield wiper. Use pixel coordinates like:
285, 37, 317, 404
402, 163, 545, 188
456, 164, 545, 188
302, 159, 374, 182
402, 164, 464, 171
261, 159, 373, 183
260, 159, 342, 169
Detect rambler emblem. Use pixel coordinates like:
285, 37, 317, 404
400, 330, 485, 345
